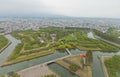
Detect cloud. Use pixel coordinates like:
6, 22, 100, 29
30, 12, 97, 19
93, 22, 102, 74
0, 0, 120, 18
0, 0, 49, 15
41, 0, 120, 18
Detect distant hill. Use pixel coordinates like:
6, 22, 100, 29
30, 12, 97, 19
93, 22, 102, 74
0, 13, 67, 18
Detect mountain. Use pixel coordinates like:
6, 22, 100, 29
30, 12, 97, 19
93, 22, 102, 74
0, 13, 67, 18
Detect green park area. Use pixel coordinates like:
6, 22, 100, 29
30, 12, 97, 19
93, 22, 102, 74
3, 27, 119, 65
56, 55, 92, 77
105, 55, 120, 77
95, 27, 120, 45
0, 35, 8, 52
0, 73, 20, 77
107, 28, 120, 38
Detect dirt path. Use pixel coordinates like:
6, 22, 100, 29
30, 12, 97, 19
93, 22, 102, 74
100, 55, 112, 77
95, 35, 120, 48
17, 64, 55, 77
17, 55, 72, 77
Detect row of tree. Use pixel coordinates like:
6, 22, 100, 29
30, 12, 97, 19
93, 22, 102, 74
86, 50, 93, 65
94, 29, 120, 44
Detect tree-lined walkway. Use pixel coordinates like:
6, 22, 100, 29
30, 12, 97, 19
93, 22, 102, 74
95, 35, 120, 48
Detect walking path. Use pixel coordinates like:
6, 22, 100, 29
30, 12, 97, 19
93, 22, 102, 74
24, 44, 50, 52
43, 55, 71, 65
17, 55, 72, 77
17, 48, 73, 77
17, 64, 55, 77
95, 35, 120, 48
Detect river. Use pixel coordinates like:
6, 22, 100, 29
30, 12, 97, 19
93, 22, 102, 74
0, 35, 120, 77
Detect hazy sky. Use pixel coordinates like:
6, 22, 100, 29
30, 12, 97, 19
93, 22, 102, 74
0, 0, 120, 18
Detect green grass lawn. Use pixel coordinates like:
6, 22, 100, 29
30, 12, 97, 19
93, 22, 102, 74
4, 48, 54, 65
107, 28, 120, 38
105, 55, 120, 77
0, 73, 20, 77
12, 30, 48, 51
56, 30, 119, 51
12, 27, 119, 51
5, 27, 119, 65
56, 55, 92, 77
0, 35, 8, 51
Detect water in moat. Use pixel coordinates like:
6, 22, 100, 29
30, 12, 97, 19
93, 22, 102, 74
69, 48, 120, 77
0, 35, 21, 65
0, 49, 68, 75
48, 63, 79, 77
0, 35, 68, 75
0, 35, 120, 77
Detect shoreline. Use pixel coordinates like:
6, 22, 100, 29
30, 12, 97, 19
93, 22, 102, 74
1, 51, 54, 67
0, 41, 11, 53
17, 64, 58, 77
16, 55, 72, 77
55, 62, 80, 76
76, 47, 119, 52
55, 55, 92, 77
1, 47, 119, 67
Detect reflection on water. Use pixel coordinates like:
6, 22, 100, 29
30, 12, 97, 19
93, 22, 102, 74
69, 48, 120, 77
0, 35, 120, 77
0, 50, 68, 75
48, 63, 79, 77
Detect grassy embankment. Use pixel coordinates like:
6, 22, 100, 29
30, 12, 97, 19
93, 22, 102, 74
107, 27, 120, 38
0, 35, 8, 52
56, 55, 92, 77
4, 27, 119, 65
105, 55, 120, 77
53, 29, 119, 51
94, 28, 120, 45
0, 73, 20, 77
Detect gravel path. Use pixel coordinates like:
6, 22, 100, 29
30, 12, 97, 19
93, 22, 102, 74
17, 64, 55, 77
100, 55, 112, 77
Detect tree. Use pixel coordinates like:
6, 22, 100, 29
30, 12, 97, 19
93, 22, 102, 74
69, 64, 79, 72
86, 50, 93, 65
44, 74, 56, 77
11, 73, 20, 77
